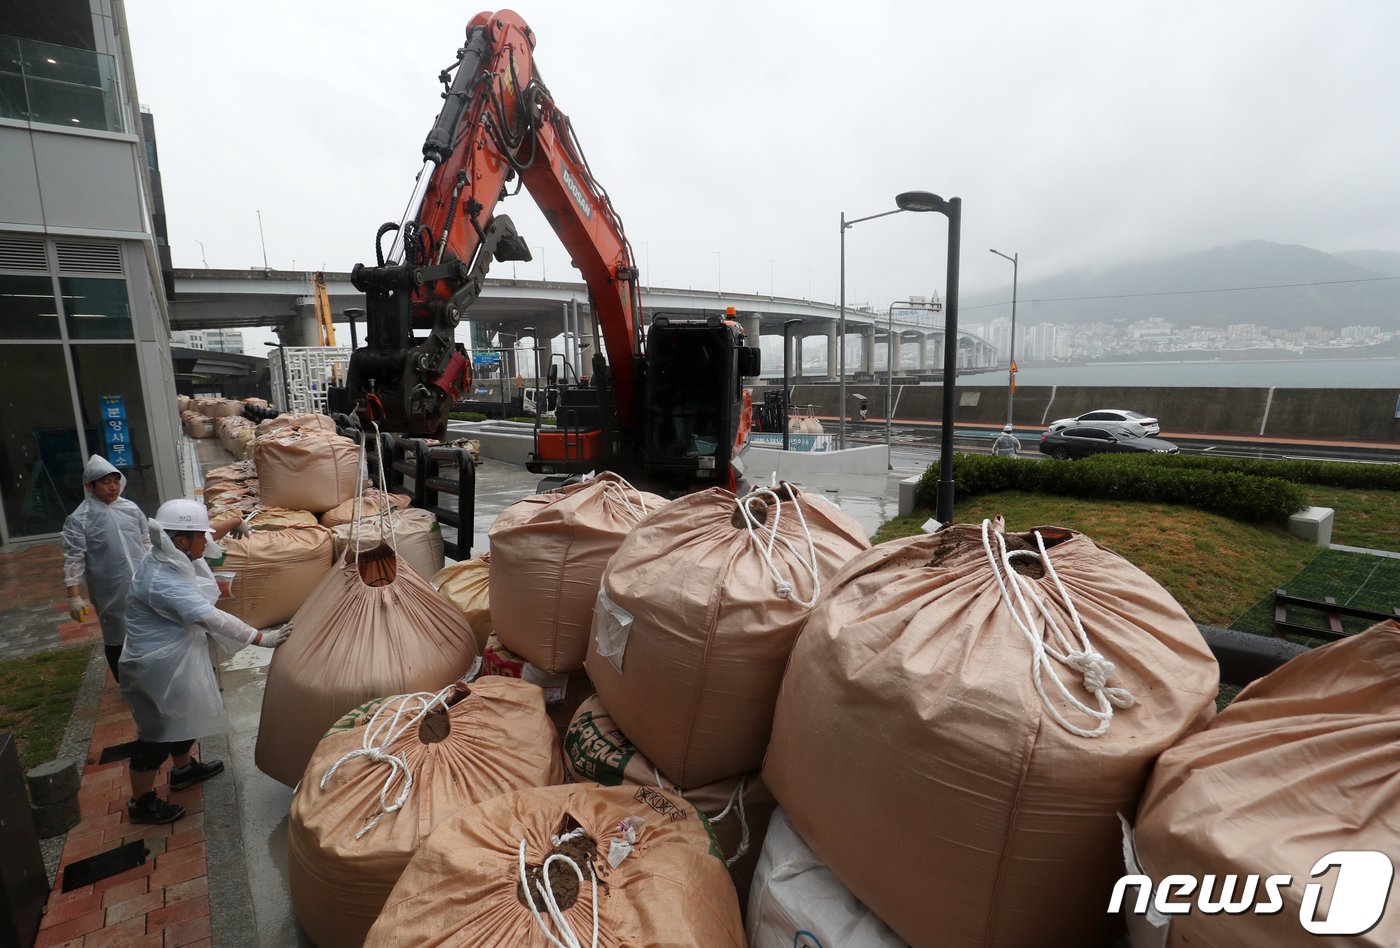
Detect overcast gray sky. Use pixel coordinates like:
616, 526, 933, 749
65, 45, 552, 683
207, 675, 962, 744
124, 0, 1400, 314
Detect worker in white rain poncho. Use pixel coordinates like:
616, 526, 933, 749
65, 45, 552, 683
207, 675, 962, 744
62, 455, 151, 680
120, 499, 292, 824
992, 424, 1021, 457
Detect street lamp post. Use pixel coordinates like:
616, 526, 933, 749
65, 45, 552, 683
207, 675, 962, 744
896, 191, 961, 525
839, 205, 906, 450
781, 318, 801, 451
989, 248, 1019, 425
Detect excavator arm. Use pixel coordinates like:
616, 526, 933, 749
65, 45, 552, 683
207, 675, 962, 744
346, 9, 642, 440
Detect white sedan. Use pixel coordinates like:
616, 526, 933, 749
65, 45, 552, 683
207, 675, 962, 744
1046, 409, 1160, 438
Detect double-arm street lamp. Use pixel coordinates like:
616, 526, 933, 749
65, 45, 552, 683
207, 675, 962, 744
839, 198, 937, 449
989, 248, 1019, 425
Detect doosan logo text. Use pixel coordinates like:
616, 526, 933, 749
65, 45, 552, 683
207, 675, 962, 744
1109, 850, 1395, 936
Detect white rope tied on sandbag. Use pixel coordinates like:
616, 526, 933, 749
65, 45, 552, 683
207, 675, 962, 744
648, 768, 750, 867
517, 837, 600, 948
708, 775, 751, 867
737, 484, 822, 608
980, 518, 1136, 738
317, 683, 456, 837
598, 473, 653, 523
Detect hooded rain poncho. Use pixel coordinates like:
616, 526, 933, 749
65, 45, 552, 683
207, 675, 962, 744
61, 455, 150, 647
120, 521, 259, 742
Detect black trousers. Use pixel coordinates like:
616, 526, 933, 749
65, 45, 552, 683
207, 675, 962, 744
104, 644, 122, 682
129, 739, 195, 773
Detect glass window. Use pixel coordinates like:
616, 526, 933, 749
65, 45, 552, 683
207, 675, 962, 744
61, 277, 131, 339
0, 344, 85, 537
68, 344, 156, 512
0, 274, 62, 339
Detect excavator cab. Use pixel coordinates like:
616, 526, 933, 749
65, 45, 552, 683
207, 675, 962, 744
641, 315, 758, 488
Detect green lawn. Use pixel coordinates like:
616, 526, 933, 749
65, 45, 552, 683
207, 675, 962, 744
1305, 485, 1400, 551
876, 491, 1320, 627
0, 646, 90, 771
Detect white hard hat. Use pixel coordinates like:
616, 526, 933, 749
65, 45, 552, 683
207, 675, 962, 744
152, 498, 211, 533
1002, 424, 1014, 433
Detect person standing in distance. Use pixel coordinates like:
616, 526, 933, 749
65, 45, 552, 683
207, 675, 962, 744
62, 456, 150, 681
120, 499, 290, 824
992, 424, 1021, 457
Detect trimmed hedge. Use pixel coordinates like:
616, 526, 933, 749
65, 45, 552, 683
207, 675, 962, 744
920, 453, 1310, 524
1115, 453, 1400, 491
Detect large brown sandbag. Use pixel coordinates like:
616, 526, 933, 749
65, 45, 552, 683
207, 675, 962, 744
181, 411, 214, 439
762, 519, 1220, 948
289, 677, 564, 948
246, 506, 319, 531
586, 484, 869, 788
253, 427, 360, 513
203, 460, 257, 490
214, 525, 334, 629
331, 508, 444, 582
488, 472, 667, 675
563, 694, 775, 905
176, 394, 191, 413
319, 489, 411, 528
1132, 620, 1400, 948
256, 412, 337, 436
433, 554, 492, 651
364, 783, 746, 947
255, 546, 479, 787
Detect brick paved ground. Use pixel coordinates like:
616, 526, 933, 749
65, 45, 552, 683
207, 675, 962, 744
34, 674, 213, 947
0, 541, 101, 661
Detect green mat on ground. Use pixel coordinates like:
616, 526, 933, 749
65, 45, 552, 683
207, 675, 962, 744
1230, 549, 1400, 642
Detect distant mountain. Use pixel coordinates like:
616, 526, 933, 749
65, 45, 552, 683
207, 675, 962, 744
965, 241, 1400, 329
1334, 249, 1400, 278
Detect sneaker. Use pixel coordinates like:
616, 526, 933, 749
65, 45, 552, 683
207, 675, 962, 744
169, 758, 224, 792
127, 791, 185, 825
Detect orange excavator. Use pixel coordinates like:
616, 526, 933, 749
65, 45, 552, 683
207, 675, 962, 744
346, 9, 759, 490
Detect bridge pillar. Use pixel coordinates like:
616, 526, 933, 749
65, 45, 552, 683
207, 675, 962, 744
890, 330, 903, 376
792, 333, 803, 379
860, 325, 875, 376
824, 322, 838, 380
740, 315, 760, 349
275, 309, 319, 348
917, 332, 929, 371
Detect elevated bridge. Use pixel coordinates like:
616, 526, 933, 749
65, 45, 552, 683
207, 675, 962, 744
169, 268, 996, 382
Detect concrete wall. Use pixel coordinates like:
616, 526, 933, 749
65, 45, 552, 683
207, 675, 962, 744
757, 383, 1400, 443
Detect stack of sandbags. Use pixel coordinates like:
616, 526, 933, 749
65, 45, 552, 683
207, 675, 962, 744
204, 460, 257, 489
319, 489, 411, 528
176, 394, 191, 413
215, 415, 257, 457
330, 507, 444, 582
1130, 619, 1400, 948
433, 554, 491, 651
255, 545, 480, 787
364, 784, 745, 947
181, 410, 214, 438
253, 426, 360, 513
585, 483, 869, 789
564, 694, 775, 903
747, 808, 905, 948
256, 412, 337, 437
489, 472, 667, 675
763, 518, 1220, 948
203, 461, 260, 519
213, 524, 335, 629
289, 677, 564, 947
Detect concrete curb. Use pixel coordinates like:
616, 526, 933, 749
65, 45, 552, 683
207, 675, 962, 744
41, 644, 108, 886
202, 727, 258, 948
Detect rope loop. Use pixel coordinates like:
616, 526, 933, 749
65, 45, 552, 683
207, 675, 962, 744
317, 683, 457, 837
979, 519, 1136, 738
736, 483, 821, 609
